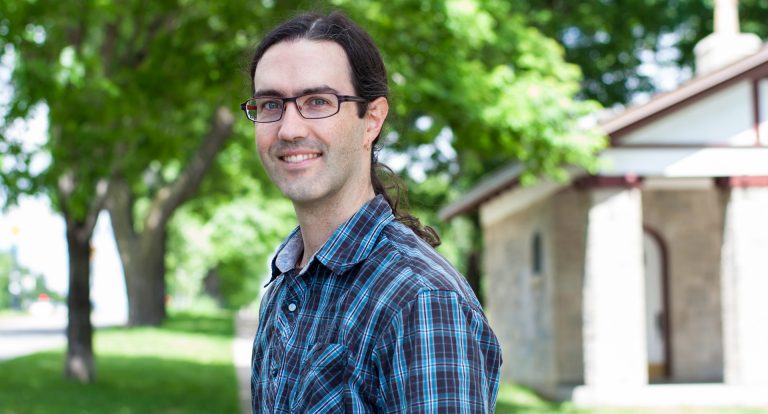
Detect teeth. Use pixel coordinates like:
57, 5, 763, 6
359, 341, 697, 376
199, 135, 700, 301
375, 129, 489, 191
283, 153, 319, 163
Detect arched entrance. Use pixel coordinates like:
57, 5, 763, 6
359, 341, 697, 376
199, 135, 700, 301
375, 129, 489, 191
644, 229, 671, 381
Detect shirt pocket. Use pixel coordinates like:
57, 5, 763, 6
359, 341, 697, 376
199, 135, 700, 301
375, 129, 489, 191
289, 343, 349, 414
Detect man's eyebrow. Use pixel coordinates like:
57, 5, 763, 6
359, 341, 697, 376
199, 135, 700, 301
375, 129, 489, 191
252, 85, 339, 98
253, 89, 283, 98
298, 86, 339, 95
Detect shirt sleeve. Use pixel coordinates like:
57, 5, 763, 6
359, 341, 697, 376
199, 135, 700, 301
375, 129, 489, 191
373, 290, 502, 413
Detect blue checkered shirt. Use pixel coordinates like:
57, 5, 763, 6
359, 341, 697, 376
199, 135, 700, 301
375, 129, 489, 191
251, 195, 502, 413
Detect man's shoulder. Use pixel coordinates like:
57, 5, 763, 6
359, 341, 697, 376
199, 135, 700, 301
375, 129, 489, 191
355, 219, 480, 310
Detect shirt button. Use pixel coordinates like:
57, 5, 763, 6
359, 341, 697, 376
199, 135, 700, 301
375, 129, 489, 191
271, 368, 278, 378
287, 303, 297, 312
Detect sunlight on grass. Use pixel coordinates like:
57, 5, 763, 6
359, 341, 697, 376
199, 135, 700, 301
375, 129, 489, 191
0, 312, 239, 414
495, 383, 562, 414
0, 309, 25, 319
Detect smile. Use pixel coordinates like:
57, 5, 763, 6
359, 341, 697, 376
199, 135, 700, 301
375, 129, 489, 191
281, 153, 320, 163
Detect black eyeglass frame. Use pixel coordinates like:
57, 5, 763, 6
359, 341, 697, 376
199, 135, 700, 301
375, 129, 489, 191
240, 93, 369, 123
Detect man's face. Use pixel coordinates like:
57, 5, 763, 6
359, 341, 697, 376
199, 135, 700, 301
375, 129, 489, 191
252, 39, 383, 207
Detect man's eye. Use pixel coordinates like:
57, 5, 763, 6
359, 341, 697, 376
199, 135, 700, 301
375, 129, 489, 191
261, 100, 281, 111
307, 96, 330, 106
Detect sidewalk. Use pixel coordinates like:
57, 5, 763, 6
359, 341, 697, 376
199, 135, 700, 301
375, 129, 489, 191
0, 310, 67, 361
0, 309, 128, 361
233, 310, 258, 414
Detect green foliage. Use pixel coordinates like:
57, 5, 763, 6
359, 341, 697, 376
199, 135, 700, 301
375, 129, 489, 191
522, 0, 768, 106
0, 312, 238, 414
338, 0, 605, 183
167, 162, 296, 308
0, 0, 268, 215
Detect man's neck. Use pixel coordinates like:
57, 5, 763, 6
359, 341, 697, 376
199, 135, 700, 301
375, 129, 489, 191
293, 188, 376, 269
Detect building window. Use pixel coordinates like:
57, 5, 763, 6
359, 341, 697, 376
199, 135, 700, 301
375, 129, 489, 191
532, 232, 544, 275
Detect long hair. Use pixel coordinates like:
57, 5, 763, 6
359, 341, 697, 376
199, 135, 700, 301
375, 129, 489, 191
249, 11, 440, 247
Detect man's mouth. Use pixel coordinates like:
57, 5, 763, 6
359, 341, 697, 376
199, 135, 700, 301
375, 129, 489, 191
280, 153, 320, 163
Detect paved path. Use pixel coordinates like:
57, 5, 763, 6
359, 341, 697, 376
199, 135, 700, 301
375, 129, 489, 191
233, 310, 258, 414
0, 309, 126, 361
0, 311, 67, 361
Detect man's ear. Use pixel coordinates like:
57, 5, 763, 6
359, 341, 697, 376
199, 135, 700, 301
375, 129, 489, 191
363, 97, 389, 149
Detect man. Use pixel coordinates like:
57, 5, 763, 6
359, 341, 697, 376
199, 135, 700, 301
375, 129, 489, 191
242, 11, 501, 413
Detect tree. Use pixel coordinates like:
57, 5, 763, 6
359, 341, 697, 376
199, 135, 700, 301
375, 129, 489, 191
1, 0, 127, 381
1, 1, 270, 327
0, 1, 265, 382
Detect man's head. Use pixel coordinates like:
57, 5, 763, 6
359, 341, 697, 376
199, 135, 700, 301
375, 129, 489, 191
247, 12, 389, 207
249, 12, 389, 120
246, 11, 440, 246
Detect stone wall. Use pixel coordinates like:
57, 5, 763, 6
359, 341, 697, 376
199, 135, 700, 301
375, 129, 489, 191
642, 188, 725, 382
482, 197, 558, 393
482, 184, 732, 391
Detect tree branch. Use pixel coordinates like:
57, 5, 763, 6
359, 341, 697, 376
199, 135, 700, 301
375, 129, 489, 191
143, 106, 234, 233
101, 22, 119, 76
57, 172, 109, 244
81, 178, 109, 240
126, 12, 178, 68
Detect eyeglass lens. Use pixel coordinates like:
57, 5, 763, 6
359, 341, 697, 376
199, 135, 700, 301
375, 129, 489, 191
245, 93, 340, 122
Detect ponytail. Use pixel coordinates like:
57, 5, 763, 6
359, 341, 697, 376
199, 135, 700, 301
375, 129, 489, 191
370, 151, 441, 247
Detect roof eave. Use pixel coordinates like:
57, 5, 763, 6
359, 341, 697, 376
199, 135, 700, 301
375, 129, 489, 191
602, 43, 768, 138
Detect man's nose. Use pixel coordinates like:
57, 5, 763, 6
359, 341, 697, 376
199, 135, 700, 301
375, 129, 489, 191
277, 102, 308, 141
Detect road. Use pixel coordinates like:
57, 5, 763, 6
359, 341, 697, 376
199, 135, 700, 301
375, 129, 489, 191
0, 310, 67, 361
0, 308, 127, 361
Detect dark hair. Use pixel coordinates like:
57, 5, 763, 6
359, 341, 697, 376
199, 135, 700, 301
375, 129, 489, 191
249, 11, 440, 246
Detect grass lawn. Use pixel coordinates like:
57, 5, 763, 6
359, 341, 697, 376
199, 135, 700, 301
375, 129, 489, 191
495, 383, 768, 414
0, 312, 239, 414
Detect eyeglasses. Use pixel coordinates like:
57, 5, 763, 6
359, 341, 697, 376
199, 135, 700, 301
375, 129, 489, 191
240, 93, 368, 123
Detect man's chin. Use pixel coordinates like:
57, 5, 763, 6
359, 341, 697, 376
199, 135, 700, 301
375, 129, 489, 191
279, 186, 323, 205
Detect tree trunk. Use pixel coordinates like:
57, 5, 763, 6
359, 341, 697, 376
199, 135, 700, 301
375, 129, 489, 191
108, 178, 168, 326
465, 214, 485, 307
123, 231, 168, 326
64, 219, 95, 383
465, 250, 484, 307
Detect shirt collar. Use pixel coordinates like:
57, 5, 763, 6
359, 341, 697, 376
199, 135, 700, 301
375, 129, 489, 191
267, 195, 394, 283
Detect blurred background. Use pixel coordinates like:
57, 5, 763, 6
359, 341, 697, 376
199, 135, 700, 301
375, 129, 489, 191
1, 1, 767, 413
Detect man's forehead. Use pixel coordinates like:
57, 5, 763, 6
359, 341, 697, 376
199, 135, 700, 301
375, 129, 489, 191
253, 39, 354, 95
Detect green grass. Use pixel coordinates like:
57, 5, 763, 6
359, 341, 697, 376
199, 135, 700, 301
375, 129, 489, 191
0, 312, 239, 414
495, 383, 768, 414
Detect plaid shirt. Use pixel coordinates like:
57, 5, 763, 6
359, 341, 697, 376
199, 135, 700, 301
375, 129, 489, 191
251, 195, 502, 413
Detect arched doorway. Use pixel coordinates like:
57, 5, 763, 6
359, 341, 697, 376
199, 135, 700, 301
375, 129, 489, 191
644, 229, 671, 381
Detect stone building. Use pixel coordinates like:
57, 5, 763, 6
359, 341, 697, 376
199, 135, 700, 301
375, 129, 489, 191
441, 1, 768, 407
